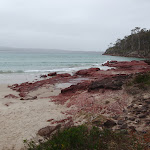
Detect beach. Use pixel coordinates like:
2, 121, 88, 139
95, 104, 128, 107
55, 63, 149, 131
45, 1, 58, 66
0, 60, 150, 149
0, 84, 68, 150
0, 73, 89, 150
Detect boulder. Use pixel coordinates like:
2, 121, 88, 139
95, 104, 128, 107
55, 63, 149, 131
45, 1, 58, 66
48, 72, 57, 76
40, 75, 47, 78
103, 120, 116, 128
38, 124, 61, 137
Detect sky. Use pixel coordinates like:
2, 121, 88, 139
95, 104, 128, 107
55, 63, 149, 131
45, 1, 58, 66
0, 0, 150, 51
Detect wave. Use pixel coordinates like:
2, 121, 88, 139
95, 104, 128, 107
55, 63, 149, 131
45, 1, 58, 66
25, 67, 86, 73
0, 61, 112, 74
0, 70, 24, 74
25, 63, 111, 73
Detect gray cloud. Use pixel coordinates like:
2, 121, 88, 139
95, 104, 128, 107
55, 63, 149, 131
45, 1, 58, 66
0, 0, 150, 51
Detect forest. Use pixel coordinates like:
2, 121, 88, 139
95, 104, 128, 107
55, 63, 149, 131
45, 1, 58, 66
104, 27, 150, 58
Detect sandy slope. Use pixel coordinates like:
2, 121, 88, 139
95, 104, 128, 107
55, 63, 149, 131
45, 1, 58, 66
0, 84, 68, 150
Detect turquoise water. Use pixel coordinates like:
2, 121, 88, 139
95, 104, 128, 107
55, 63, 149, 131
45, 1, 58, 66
0, 50, 143, 84
0, 50, 143, 73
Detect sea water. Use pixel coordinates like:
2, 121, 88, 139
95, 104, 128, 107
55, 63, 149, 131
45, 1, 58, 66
0, 50, 143, 84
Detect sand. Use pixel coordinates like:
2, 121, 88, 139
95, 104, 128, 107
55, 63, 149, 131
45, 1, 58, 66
0, 84, 69, 150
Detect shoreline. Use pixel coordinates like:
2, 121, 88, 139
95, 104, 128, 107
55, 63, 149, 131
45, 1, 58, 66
0, 60, 150, 149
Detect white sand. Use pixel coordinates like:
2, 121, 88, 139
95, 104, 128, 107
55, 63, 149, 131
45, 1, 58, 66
0, 84, 69, 150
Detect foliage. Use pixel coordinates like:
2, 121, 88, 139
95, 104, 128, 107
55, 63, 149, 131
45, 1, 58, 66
104, 27, 150, 58
133, 72, 150, 85
126, 72, 150, 91
24, 125, 148, 150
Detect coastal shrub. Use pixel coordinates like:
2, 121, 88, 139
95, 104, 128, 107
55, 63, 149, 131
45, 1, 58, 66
126, 72, 150, 90
24, 125, 147, 150
133, 72, 150, 85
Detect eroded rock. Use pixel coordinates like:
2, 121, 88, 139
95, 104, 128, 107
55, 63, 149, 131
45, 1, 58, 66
75, 68, 100, 76
48, 72, 57, 76
89, 75, 128, 91
38, 124, 61, 137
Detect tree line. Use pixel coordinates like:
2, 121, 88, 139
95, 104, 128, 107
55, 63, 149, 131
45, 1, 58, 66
104, 27, 150, 58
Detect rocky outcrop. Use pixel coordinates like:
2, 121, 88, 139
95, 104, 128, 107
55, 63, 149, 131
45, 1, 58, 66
103, 60, 148, 69
61, 81, 91, 94
51, 61, 150, 133
88, 75, 129, 91
75, 68, 100, 76
57, 73, 71, 78
6, 60, 150, 133
8, 73, 73, 98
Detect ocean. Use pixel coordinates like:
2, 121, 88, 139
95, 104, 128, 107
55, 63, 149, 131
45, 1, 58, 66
0, 50, 143, 84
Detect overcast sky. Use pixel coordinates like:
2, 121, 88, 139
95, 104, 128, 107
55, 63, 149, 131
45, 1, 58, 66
0, 0, 149, 51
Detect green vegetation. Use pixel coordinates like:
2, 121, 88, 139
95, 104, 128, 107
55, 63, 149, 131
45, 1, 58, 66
24, 125, 147, 150
126, 72, 150, 91
133, 72, 150, 85
104, 27, 150, 58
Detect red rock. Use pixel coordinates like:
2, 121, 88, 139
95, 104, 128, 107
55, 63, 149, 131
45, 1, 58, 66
61, 81, 91, 94
88, 74, 129, 91
75, 68, 100, 76
110, 60, 117, 63
9, 72, 72, 98
47, 119, 54, 122
8, 60, 150, 105
19, 92, 26, 97
57, 73, 71, 77
40, 75, 47, 78
48, 72, 57, 76
4, 94, 18, 99
103, 60, 148, 69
